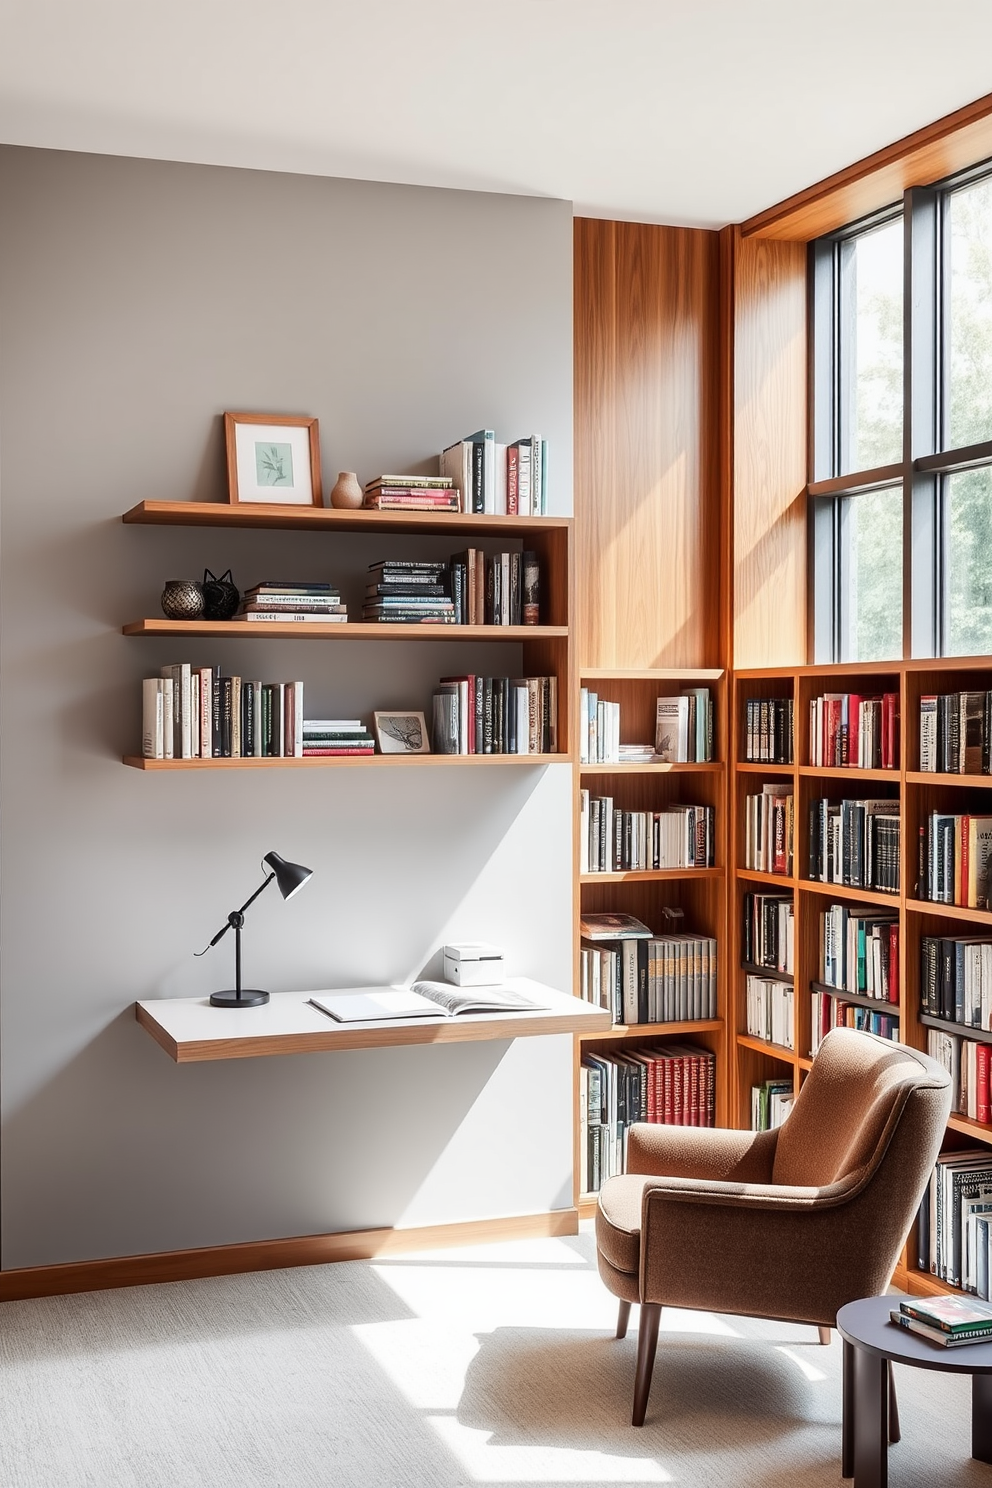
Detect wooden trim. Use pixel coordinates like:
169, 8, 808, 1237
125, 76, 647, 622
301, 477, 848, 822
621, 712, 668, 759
123, 618, 568, 642
741, 91, 992, 242
122, 500, 571, 537
0, 1209, 579, 1302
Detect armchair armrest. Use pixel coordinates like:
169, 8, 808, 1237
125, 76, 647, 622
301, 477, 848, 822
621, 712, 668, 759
626, 1122, 779, 1184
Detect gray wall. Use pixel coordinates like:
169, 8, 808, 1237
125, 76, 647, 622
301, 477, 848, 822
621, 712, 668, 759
0, 146, 574, 1268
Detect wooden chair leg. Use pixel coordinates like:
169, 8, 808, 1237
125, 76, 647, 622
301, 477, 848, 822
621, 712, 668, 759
616, 1299, 632, 1339
818, 1326, 832, 1345
887, 1361, 900, 1444
632, 1302, 662, 1427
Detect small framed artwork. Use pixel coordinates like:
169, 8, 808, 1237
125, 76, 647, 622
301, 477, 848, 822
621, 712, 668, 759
224, 412, 323, 506
374, 711, 431, 754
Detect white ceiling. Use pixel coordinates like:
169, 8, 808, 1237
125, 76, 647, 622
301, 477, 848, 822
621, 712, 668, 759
3, 0, 992, 228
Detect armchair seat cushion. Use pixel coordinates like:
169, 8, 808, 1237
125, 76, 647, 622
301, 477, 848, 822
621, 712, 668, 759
596, 1173, 648, 1276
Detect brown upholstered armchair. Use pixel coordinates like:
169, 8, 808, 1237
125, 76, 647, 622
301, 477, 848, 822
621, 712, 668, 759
595, 1028, 952, 1425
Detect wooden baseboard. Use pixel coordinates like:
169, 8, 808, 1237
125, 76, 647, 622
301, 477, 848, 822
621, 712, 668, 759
0, 1208, 579, 1302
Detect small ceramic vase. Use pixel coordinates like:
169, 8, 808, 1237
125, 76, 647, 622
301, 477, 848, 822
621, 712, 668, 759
330, 471, 364, 509
161, 578, 205, 620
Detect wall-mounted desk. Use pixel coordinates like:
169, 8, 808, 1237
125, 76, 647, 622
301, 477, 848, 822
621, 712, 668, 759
136, 980, 611, 1063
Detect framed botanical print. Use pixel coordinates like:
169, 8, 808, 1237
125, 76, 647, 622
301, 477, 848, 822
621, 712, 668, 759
224, 412, 322, 506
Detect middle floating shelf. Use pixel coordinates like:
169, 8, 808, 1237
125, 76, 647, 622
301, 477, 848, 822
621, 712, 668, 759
123, 620, 568, 642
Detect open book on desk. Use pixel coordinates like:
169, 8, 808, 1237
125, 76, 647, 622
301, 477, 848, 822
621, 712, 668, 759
309, 981, 548, 1024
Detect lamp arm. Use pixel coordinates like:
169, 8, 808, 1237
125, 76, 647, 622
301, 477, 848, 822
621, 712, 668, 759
193, 871, 276, 957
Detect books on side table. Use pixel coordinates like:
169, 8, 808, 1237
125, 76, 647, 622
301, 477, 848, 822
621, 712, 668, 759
889, 1295, 992, 1347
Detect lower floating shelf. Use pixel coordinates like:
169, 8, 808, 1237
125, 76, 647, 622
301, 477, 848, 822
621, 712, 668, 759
124, 753, 569, 770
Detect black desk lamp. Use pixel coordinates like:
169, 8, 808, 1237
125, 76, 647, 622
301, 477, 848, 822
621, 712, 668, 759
196, 851, 313, 1008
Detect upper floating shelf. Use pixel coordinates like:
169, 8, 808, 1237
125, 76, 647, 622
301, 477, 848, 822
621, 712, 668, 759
122, 500, 571, 538
123, 619, 567, 641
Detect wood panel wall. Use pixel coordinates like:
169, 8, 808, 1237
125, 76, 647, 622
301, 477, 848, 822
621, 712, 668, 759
731, 230, 808, 668
574, 219, 722, 670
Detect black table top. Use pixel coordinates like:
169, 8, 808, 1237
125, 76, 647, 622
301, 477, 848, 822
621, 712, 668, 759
838, 1295, 992, 1375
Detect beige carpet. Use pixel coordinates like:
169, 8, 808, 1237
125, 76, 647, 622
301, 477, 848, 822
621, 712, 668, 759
0, 1223, 985, 1487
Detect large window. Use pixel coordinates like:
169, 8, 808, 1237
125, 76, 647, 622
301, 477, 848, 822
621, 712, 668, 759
811, 167, 992, 661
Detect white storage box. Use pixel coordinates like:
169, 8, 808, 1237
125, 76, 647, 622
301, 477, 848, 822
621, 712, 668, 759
442, 942, 505, 986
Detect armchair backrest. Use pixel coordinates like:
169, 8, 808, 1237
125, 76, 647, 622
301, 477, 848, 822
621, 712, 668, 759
773, 1028, 951, 1190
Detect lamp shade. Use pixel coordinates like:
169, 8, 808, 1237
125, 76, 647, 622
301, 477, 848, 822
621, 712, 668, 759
263, 851, 313, 900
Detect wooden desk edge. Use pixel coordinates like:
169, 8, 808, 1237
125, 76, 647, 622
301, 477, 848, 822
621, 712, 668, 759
135, 999, 611, 1062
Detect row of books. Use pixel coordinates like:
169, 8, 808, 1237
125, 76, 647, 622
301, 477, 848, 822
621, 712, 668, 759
920, 935, 992, 1028
810, 993, 899, 1052
807, 798, 901, 894
577, 796, 715, 873
927, 1029, 992, 1125
576, 688, 715, 766
430, 674, 556, 755
743, 785, 794, 875
745, 975, 794, 1048
751, 1078, 794, 1131
741, 892, 794, 974
820, 905, 900, 1001
920, 1148, 992, 1291
235, 580, 347, 623
439, 431, 548, 516
577, 923, 718, 1024
743, 697, 794, 763
809, 691, 899, 770
580, 1043, 716, 1193
920, 691, 992, 775
918, 811, 992, 908
142, 667, 307, 758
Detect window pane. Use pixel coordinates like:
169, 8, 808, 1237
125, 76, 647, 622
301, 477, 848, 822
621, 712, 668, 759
839, 219, 903, 472
840, 486, 903, 661
945, 467, 992, 655
947, 176, 992, 449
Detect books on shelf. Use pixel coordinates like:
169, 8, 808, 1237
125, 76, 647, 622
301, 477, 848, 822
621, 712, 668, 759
362, 475, 459, 512
922, 1149, 992, 1291
236, 581, 348, 623
431, 674, 557, 755
581, 1042, 716, 1193
746, 974, 794, 1048
363, 560, 456, 623
578, 793, 715, 872
741, 892, 794, 973
439, 431, 548, 516
578, 928, 717, 1025
142, 670, 306, 759
819, 904, 899, 1001
654, 690, 714, 763
743, 784, 794, 875
751, 1078, 794, 1131
362, 551, 540, 626
808, 691, 898, 769
926, 1028, 991, 1123
302, 719, 375, 757
920, 935, 992, 1028
919, 691, 992, 774
579, 912, 652, 940
918, 812, 992, 908
744, 697, 793, 763
810, 992, 899, 1053
806, 797, 900, 893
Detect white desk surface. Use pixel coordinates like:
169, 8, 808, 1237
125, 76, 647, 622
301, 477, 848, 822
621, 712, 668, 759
136, 979, 611, 1063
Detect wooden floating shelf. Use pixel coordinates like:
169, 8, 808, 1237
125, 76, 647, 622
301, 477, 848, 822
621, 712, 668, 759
578, 1018, 723, 1042
737, 868, 796, 887
736, 1033, 796, 1060
736, 761, 795, 774
579, 867, 721, 884
124, 753, 567, 771
123, 618, 567, 642
798, 879, 900, 906
579, 761, 723, 775
810, 980, 900, 1015
904, 898, 992, 926
906, 771, 992, 787
122, 499, 571, 538
798, 765, 899, 781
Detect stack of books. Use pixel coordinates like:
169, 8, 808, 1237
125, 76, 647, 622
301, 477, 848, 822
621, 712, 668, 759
439, 430, 548, 516
302, 719, 375, 757
920, 691, 992, 774
889, 1296, 992, 1345
235, 581, 347, 623
362, 561, 455, 624
362, 476, 459, 512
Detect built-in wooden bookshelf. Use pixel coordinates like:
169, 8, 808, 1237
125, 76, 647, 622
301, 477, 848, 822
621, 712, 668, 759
731, 657, 992, 1299
573, 667, 728, 1213
120, 499, 574, 766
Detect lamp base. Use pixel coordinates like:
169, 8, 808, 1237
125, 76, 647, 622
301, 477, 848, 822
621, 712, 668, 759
209, 988, 270, 1008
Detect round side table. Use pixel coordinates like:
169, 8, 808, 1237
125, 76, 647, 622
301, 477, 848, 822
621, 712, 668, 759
837, 1294, 992, 1487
